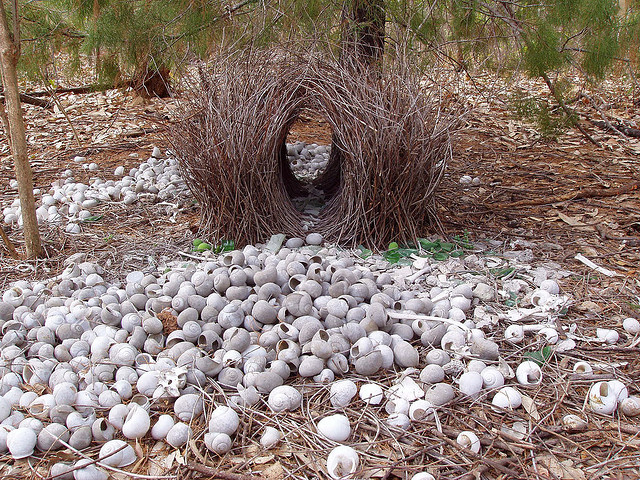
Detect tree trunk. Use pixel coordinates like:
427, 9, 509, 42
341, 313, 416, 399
341, 0, 386, 67
315, 1, 386, 195
0, 2, 42, 258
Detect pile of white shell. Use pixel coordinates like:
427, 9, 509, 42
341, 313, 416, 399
0, 235, 637, 479
287, 142, 330, 181
2, 147, 189, 234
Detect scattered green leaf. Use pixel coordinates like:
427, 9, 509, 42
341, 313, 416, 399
358, 245, 372, 259
81, 215, 103, 223
193, 238, 203, 247
523, 346, 553, 366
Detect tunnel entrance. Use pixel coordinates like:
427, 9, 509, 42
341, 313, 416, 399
282, 113, 337, 218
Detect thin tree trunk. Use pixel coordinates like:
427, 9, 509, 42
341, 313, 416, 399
341, 0, 386, 67
0, 1, 42, 258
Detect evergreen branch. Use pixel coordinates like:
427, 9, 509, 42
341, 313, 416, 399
540, 71, 600, 146
159, 0, 258, 54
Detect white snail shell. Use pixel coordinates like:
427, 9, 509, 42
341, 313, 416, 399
6, 427, 37, 459
515, 361, 543, 385
166, 422, 192, 448
37, 423, 69, 451
107, 404, 129, 431
588, 381, 618, 415
458, 371, 484, 397
72, 459, 108, 480
99, 439, 137, 467
174, 393, 204, 422
491, 387, 522, 412
392, 340, 419, 368
596, 328, 619, 344
620, 396, 640, 417
317, 414, 351, 442
268, 385, 302, 412
330, 379, 358, 408
208, 405, 240, 436
359, 384, 384, 405
424, 383, 455, 406
204, 432, 232, 455
573, 361, 593, 375
326, 445, 359, 479
622, 317, 640, 335
91, 418, 115, 442
562, 414, 587, 431
152, 414, 176, 440
504, 325, 524, 344
456, 430, 481, 453
260, 426, 282, 449
122, 404, 150, 439
420, 364, 445, 384
411, 474, 436, 480
386, 412, 411, 430
409, 400, 435, 421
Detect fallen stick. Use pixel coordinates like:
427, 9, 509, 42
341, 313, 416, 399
491, 180, 640, 209
0, 225, 19, 259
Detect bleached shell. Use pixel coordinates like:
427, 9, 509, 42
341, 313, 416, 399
419, 364, 445, 384
330, 380, 358, 408
326, 445, 359, 480
204, 432, 232, 455
620, 396, 640, 417
456, 431, 481, 453
208, 405, 240, 435
458, 371, 484, 397
424, 383, 454, 406
107, 404, 129, 431
6, 427, 37, 459
562, 414, 587, 430
72, 459, 108, 480
573, 361, 593, 375
441, 329, 466, 351
298, 355, 325, 377
425, 349, 449, 366
174, 393, 204, 421
354, 350, 383, 376
91, 417, 115, 442
409, 400, 435, 421
260, 426, 282, 449
268, 385, 302, 412
37, 423, 69, 451
386, 412, 411, 430
392, 340, 419, 368
480, 367, 505, 389
166, 422, 192, 448
151, 414, 176, 440
515, 361, 543, 385
491, 387, 522, 412
623, 317, 640, 335
359, 384, 384, 404
99, 439, 137, 467
596, 328, 619, 344
122, 404, 150, 439
317, 414, 351, 442
411, 473, 436, 480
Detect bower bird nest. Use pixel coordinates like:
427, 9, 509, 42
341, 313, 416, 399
170, 50, 457, 248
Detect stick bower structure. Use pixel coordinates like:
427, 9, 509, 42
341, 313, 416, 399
170, 50, 457, 248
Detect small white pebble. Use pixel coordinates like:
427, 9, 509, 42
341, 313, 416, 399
73, 156, 86, 163
114, 166, 125, 176
459, 175, 473, 185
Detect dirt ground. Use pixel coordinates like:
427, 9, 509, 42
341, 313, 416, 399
0, 71, 639, 479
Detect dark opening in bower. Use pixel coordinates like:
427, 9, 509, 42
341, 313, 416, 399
281, 113, 339, 216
